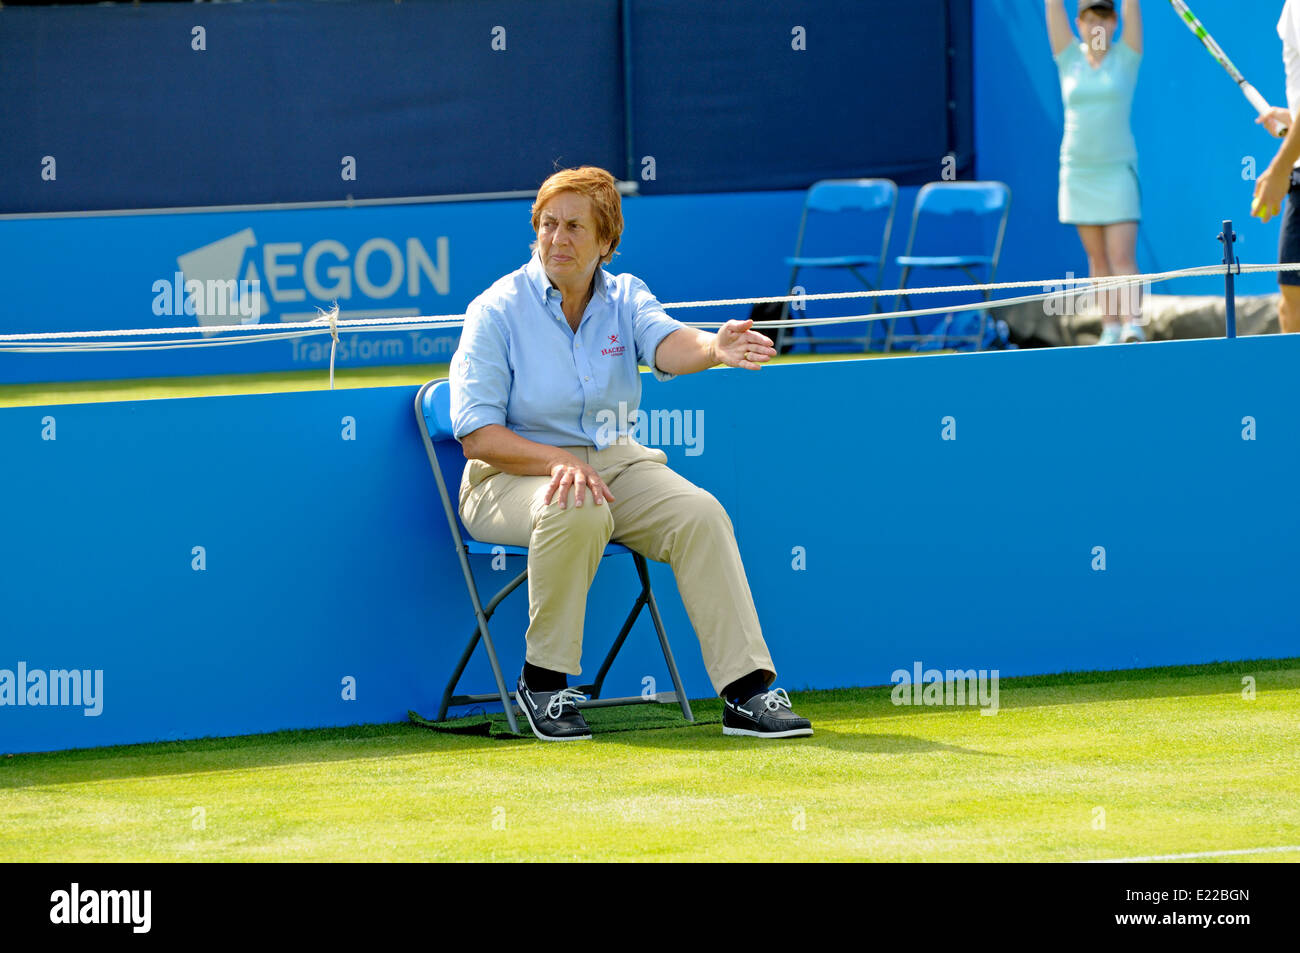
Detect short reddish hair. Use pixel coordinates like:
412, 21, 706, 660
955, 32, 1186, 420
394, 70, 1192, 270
531, 166, 623, 264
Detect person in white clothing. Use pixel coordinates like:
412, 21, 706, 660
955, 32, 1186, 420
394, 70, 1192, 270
1250, 0, 1300, 333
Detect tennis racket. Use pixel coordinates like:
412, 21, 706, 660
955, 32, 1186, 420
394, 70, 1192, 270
1168, 0, 1288, 137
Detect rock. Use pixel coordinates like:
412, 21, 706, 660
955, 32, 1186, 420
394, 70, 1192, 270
1003, 291, 1280, 347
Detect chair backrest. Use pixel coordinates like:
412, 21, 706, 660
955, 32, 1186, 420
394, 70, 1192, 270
793, 178, 898, 261
805, 178, 897, 215
419, 376, 457, 441
901, 181, 1012, 270
415, 378, 474, 551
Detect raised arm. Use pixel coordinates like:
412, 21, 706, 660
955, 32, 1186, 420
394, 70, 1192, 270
1046, 0, 1074, 57
1122, 0, 1143, 54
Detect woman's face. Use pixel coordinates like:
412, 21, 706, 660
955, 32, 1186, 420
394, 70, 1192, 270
536, 191, 613, 289
1077, 10, 1118, 51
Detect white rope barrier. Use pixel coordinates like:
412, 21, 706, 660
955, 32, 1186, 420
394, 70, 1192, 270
662, 262, 1236, 309
0, 314, 467, 343
2, 261, 1297, 354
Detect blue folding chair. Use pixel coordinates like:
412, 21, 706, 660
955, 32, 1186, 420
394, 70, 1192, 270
887, 181, 1011, 352
414, 379, 695, 735
776, 178, 898, 353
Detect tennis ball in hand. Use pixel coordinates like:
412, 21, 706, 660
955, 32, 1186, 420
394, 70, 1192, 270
1252, 194, 1274, 223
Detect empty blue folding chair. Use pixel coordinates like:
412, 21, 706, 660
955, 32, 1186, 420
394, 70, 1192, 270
414, 379, 694, 735
776, 178, 898, 353
887, 181, 1011, 352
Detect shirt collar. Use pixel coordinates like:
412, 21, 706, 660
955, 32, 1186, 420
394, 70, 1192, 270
525, 251, 612, 309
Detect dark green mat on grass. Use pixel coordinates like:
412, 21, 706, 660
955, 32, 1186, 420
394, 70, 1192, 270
409, 700, 722, 739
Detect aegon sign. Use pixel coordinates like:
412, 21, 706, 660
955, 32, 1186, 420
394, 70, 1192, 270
173, 229, 451, 327
259, 236, 449, 302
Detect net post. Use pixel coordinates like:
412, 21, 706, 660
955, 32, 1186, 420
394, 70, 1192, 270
1218, 220, 1238, 339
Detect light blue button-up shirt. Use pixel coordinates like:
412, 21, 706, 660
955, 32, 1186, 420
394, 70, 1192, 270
450, 252, 689, 448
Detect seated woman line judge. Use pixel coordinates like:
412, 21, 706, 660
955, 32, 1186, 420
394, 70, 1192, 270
450, 165, 813, 742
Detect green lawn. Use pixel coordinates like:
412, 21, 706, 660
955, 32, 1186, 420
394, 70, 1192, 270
2, 660, 1297, 862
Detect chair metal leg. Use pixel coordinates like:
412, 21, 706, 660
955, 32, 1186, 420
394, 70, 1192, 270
777, 300, 815, 354
847, 265, 880, 351
584, 593, 647, 699
893, 267, 911, 315
927, 313, 942, 350
635, 554, 695, 723
575, 554, 693, 722
477, 614, 519, 735
891, 266, 1000, 351
775, 264, 801, 354
440, 565, 528, 733
889, 266, 913, 353
436, 566, 529, 719
437, 549, 696, 731
436, 624, 483, 721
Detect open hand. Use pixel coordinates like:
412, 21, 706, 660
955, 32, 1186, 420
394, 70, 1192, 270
714, 319, 777, 369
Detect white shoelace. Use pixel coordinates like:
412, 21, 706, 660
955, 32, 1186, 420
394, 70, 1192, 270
545, 687, 588, 719
759, 688, 793, 713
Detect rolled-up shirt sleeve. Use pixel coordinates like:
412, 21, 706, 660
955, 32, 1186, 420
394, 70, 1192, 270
628, 277, 689, 382
450, 303, 512, 441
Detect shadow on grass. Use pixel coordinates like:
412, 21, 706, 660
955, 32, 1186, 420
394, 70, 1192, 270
1, 657, 1293, 789
0, 721, 994, 793
596, 724, 1000, 757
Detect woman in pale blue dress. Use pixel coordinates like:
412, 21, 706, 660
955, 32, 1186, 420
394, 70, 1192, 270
1047, 0, 1144, 343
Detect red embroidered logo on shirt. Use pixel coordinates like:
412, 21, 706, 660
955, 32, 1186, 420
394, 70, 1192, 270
601, 333, 625, 357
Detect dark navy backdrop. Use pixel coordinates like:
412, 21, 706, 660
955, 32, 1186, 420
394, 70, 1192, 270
0, 0, 969, 212
628, 0, 971, 193
0, 0, 624, 211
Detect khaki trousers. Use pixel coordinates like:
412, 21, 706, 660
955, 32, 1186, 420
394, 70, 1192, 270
459, 438, 775, 696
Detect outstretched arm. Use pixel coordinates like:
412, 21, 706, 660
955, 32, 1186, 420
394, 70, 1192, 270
1046, 0, 1074, 56
1122, 0, 1143, 54
654, 320, 776, 375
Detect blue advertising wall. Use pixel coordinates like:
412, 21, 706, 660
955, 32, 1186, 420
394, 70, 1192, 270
0, 200, 513, 384
974, 0, 1290, 296
0, 187, 933, 384
2, 336, 1296, 754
